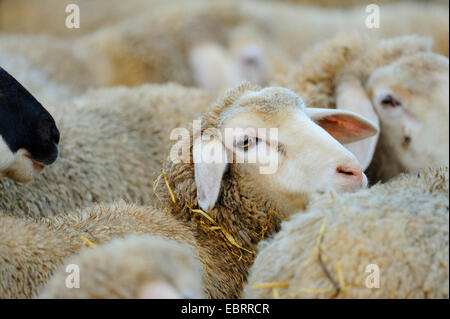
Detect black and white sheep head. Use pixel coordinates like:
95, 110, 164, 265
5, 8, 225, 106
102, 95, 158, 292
336, 53, 449, 174
0, 67, 60, 182
193, 86, 378, 214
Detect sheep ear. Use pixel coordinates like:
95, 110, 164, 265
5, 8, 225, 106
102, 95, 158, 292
307, 108, 378, 144
335, 77, 380, 170
188, 43, 241, 91
193, 137, 228, 212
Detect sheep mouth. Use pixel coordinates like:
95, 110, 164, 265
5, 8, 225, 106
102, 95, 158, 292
24, 154, 46, 171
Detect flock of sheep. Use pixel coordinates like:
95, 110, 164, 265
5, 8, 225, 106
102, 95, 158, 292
0, 0, 449, 299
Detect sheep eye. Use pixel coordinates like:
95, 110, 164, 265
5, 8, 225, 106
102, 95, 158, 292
238, 136, 257, 151
380, 95, 402, 108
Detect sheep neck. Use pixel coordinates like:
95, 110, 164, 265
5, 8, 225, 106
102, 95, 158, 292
153, 161, 284, 298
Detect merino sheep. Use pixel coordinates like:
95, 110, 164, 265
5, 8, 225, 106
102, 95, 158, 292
244, 166, 449, 299
277, 33, 449, 182
0, 83, 212, 218
1, 82, 378, 298
0, 67, 59, 183
39, 234, 205, 299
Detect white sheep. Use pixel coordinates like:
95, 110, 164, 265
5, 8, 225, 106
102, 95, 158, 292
277, 33, 449, 182
1, 82, 377, 298
244, 166, 449, 299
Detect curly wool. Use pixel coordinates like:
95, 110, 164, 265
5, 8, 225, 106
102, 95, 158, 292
0, 201, 200, 299
0, 83, 212, 218
244, 166, 449, 299
38, 235, 205, 299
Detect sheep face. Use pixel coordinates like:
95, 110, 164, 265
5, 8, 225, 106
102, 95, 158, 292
194, 86, 378, 213
0, 67, 60, 182
367, 53, 449, 172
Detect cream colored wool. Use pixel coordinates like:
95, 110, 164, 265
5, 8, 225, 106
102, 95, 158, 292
0, 202, 202, 298
256, 0, 447, 9
0, 0, 158, 38
0, 1, 250, 92
3, 0, 447, 95
278, 33, 449, 182
39, 234, 205, 299
244, 166, 449, 299
242, 1, 449, 58
3, 1, 448, 58
0, 84, 212, 218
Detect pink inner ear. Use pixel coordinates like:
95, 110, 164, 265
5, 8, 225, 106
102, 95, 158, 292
316, 115, 375, 144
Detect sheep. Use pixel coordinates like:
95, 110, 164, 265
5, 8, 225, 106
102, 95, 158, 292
38, 234, 205, 299
0, 67, 60, 183
276, 33, 449, 182
0, 83, 212, 218
244, 166, 449, 299
0, 82, 378, 298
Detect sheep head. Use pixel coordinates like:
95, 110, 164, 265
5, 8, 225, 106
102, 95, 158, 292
192, 82, 378, 214
0, 67, 60, 182
366, 52, 449, 174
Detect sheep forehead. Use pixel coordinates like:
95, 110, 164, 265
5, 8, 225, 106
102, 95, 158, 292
390, 54, 449, 94
219, 87, 306, 125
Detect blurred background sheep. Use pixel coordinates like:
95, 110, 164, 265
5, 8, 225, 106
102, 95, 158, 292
0, 0, 448, 299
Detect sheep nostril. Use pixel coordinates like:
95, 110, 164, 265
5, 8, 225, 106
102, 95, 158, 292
337, 166, 362, 180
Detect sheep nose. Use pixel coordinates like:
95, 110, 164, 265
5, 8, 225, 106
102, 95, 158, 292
337, 166, 363, 182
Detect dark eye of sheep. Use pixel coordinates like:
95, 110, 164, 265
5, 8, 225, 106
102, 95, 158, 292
243, 56, 258, 67
402, 136, 412, 147
381, 95, 402, 108
238, 136, 258, 151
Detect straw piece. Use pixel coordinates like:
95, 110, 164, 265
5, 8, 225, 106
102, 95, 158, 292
302, 216, 327, 266
80, 236, 97, 248
154, 171, 255, 257
162, 174, 176, 204
336, 260, 347, 291
272, 210, 289, 221
186, 204, 255, 255
273, 288, 280, 299
251, 282, 289, 289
